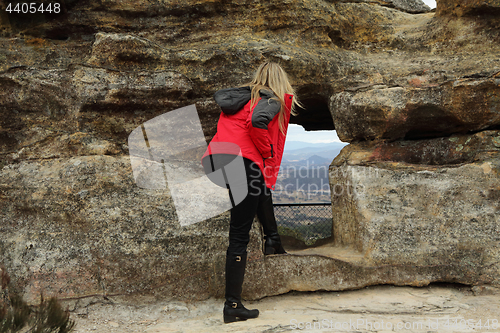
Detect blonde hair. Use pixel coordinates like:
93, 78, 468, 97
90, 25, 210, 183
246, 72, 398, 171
246, 62, 302, 134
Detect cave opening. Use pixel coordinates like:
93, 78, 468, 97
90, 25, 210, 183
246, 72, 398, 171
290, 93, 335, 131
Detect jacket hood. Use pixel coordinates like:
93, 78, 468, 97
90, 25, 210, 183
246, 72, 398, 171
214, 86, 276, 115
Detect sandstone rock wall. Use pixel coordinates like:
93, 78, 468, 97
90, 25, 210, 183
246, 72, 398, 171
0, 0, 499, 303
437, 0, 500, 16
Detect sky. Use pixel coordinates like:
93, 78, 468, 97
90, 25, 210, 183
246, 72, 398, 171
422, 0, 436, 9
287, 124, 344, 143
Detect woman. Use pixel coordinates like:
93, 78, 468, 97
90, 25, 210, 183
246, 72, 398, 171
202, 62, 300, 323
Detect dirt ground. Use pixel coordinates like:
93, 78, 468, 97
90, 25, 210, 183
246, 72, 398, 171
67, 283, 500, 333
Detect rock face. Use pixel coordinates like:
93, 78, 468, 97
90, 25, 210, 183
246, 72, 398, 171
437, 0, 500, 16
331, 76, 500, 142
370, 0, 431, 13
330, 131, 500, 277
0, 0, 499, 304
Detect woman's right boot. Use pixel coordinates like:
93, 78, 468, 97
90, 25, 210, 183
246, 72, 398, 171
223, 251, 259, 323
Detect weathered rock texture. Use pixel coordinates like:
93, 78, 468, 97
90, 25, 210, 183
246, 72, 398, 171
437, 0, 500, 16
331, 76, 500, 142
330, 131, 500, 283
0, 0, 499, 303
371, 0, 431, 13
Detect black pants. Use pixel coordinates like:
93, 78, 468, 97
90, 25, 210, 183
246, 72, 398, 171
202, 155, 276, 255
227, 157, 273, 254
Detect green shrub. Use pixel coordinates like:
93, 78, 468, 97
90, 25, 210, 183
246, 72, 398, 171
30, 295, 75, 333
0, 266, 75, 333
0, 294, 31, 332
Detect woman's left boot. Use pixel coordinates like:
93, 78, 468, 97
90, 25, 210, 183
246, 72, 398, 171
223, 251, 259, 323
257, 190, 286, 255
264, 233, 286, 255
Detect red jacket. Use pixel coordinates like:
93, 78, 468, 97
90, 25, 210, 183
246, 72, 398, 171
202, 86, 293, 189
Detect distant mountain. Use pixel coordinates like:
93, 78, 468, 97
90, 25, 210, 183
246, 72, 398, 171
282, 141, 348, 162
305, 154, 330, 165
281, 154, 331, 167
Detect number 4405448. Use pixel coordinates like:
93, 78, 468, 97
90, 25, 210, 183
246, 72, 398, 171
5, 2, 61, 14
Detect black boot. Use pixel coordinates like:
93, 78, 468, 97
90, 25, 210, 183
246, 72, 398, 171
264, 233, 286, 255
224, 251, 259, 323
257, 190, 286, 255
